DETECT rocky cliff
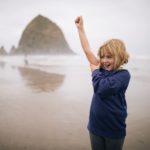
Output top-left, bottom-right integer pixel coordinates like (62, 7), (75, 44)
(12, 15), (74, 55)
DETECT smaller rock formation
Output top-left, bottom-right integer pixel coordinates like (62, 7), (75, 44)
(9, 45), (17, 54)
(0, 46), (7, 55)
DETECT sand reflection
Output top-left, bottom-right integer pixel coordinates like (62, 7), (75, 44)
(0, 61), (6, 68)
(18, 67), (65, 92)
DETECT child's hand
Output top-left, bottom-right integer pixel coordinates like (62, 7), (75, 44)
(90, 63), (100, 72)
(75, 16), (83, 29)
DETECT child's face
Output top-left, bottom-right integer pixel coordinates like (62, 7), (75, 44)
(100, 51), (115, 71)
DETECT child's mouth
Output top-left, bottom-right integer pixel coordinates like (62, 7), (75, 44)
(103, 64), (111, 70)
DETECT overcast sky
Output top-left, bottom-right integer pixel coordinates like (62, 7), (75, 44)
(0, 0), (150, 56)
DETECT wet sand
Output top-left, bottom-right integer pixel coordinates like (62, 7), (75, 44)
(0, 60), (150, 150)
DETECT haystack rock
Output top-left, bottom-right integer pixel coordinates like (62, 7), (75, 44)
(13, 15), (75, 55)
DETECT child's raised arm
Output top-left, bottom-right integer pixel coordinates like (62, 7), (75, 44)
(75, 16), (99, 65)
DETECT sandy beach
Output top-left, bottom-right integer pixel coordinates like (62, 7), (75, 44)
(0, 56), (150, 150)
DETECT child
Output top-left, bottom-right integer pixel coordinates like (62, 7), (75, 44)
(75, 16), (131, 150)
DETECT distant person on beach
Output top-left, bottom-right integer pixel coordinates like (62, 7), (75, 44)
(24, 54), (28, 65)
(75, 16), (131, 150)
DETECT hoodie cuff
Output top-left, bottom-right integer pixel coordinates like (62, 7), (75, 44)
(92, 69), (100, 77)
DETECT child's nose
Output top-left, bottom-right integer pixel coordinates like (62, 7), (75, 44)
(103, 57), (108, 63)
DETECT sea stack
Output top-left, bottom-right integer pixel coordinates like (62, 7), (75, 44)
(0, 46), (7, 55)
(12, 15), (75, 55)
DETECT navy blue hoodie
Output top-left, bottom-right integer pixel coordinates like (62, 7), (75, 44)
(88, 68), (131, 139)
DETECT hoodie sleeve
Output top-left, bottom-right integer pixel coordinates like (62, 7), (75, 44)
(92, 69), (130, 98)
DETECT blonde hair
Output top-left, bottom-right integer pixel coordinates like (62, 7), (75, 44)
(98, 39), (129, 69)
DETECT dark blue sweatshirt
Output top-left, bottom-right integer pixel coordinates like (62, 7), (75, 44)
(88, 68), (131, 139)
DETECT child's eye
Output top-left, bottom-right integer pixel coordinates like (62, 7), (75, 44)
(107, 55), (113, 58)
